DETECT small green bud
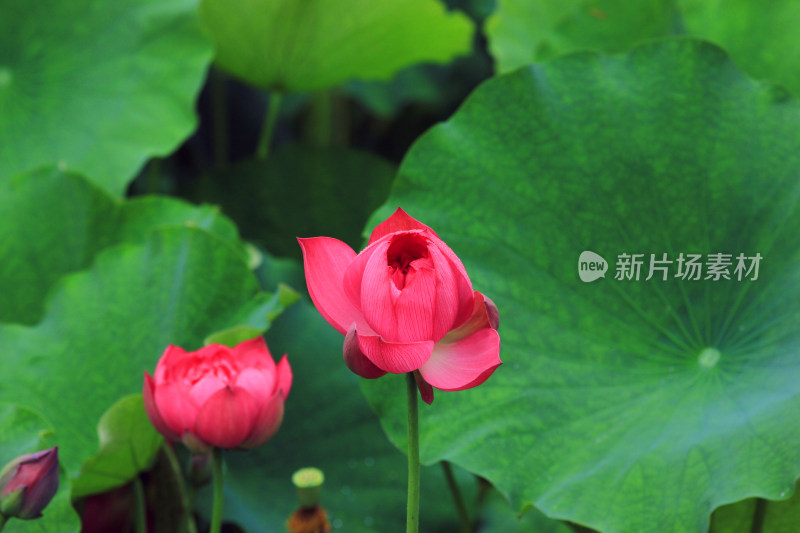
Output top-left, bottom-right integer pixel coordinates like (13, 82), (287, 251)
(292, 467), (324, 508)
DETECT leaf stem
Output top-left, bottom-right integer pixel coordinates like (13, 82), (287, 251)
(306, 90), (334, 147)
(750, 498), (767, 533)
(256, 92), (283, 159)
(145, 158), (161, 195)
(442, 461), (472, 533)
(211, 69), (228, 170)
(406, 372), (421, 533)
(132, 475), (147, 533)
(209, 447), (224, 533)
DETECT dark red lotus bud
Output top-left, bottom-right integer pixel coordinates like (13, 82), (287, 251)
(0, 447), (59, 520)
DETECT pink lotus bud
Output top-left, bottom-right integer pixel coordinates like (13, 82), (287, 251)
(0, 447), (59, 519)
(143, 337), (292, 453)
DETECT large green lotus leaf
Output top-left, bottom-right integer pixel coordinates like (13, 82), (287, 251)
(0, 227), (291, 475)
(0, 169), (244, 325)
(0, 404), (80, 533)
(486, 0), (678, 71)
(200, 294), (494, 532)
(187, 146), (395, 258)
(0, 0), (212, 195)
(198, 0), (474, 91)
(361, 39), (800, 533)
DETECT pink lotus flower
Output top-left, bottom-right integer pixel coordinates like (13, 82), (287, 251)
(143, 337), (291, 453)
(299, 208), (501, 404)
(0, 447), (59, 519)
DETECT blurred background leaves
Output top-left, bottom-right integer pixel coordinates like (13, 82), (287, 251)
(199, 0), (475, 91)
(0, 0), (212, 195)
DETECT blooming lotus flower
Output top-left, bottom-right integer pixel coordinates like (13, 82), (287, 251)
(143, 337), (291, 453)
(299, 208), (501, 404)
(0, 447), (59, 520)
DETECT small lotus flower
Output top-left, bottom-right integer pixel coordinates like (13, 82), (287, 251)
(143, 337), (292, 454)
(0, 447), (59, 520)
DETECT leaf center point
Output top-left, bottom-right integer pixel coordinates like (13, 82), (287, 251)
(698, 347), (721, 368)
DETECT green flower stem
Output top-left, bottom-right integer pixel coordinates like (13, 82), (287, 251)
(210, 447), (224, 533)
(132, 475), (147, 533)
(161, 443), (198, 533)
(406, 372), (420, 533)
(0, 513), (7, 531)
(256, 92), (283, 160)
(442, 461), (471, 533)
